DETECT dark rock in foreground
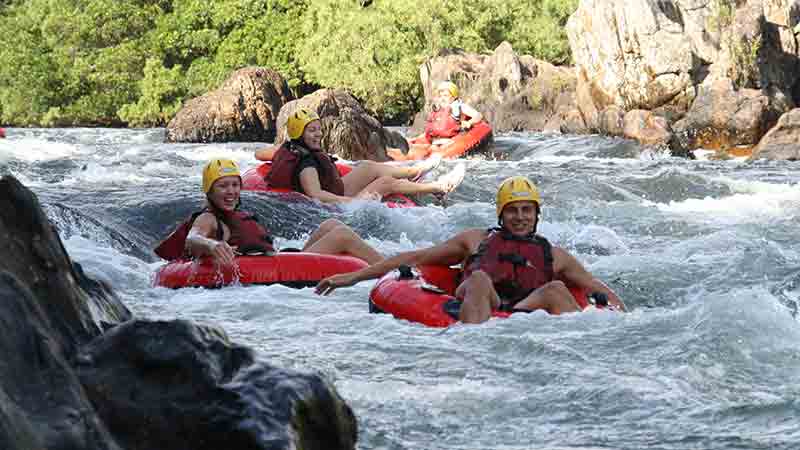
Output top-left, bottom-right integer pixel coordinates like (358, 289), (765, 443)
(77, 319), (357, 450)
(0, 174), (358, 450)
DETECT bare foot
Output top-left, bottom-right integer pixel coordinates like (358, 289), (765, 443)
(433, 163), (466, 195)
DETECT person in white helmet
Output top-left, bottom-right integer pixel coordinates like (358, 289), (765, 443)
(389, 80), (483, 161)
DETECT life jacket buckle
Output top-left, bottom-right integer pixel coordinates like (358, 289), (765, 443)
(498, 253), (527, 266)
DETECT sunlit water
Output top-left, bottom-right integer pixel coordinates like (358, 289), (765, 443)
(2, 128), (799, 450)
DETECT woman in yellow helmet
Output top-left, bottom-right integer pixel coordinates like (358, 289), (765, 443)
(257, 108), (461, 204)
(389, 81), (484, 161)
(155, 158), (384, 266)
(315, 176), (625, 323)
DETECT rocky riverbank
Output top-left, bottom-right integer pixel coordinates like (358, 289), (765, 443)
(165, 0), (800, 161)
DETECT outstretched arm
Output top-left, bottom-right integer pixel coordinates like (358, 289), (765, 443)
(315, 229), (482, 296)
(552, 247), (626, 310)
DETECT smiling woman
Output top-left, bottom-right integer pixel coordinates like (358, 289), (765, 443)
(262, 108), (459, 204)
(153, 158), (384, 270)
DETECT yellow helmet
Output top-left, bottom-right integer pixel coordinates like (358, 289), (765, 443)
(202, 158), (241, 193)
(496, 176), (541, 217)
(286, 108), (320, 140)
(437, 81), (459, 99)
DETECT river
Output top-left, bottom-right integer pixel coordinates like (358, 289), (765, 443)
(2, 128), (799, 450)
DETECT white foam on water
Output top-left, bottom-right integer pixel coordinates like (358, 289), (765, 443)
(63, 235), (153, 289)
(58, 161), (153, 185)
(173, 146), (262, 166)
(655, 182), (800, 223)
(0, 137), (83, 162)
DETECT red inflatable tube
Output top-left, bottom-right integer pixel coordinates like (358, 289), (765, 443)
(407, 121), (493, 160)
(369, 265), (594, 327)
(154, 252), (368, 289)
(241, 162), (418, 208)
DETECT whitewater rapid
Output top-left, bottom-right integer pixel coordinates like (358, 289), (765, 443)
(2, 128), (799, 450)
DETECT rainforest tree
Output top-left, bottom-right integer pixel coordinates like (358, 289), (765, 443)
(0, 0), (578, 126)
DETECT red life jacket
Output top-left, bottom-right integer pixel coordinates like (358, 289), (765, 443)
(266, 141), (345, 196)
(0, 128), (5, 138)
(462, 228), (554, 305)
(224, 210), (275, 254)
(424, 103), (463, 141)
(154, 209), (274, 260)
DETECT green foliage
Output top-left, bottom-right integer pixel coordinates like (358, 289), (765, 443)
(728, 36), (761, 89)
(0, 0), (578, 126)
(296, 0), (577, 121)
(118, 58), (186, 126)
(707, 0), (735, 34)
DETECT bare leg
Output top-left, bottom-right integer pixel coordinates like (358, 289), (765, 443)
(303, 220), (383, 264)
(513, 281), (582, 314)
(456, 271), (501, 324)
(342, 161), (432, 196)
(303, 218), (344, 249)
(389, 144), (433, 161)
(356, 176), (456, 197)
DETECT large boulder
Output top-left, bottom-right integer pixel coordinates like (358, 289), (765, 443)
(566, 0), (699, 114)
(275, 89), (407, 161)
(707, 0), (800, 91)
(566, 0), (800, 154)
(623, 109), (674, 147)
(77, 319), (358, 450)
(0, 174), (359, 450)
(672, 78), (793, 152)
(0, 176), (130, 351)
(411, 42), (578, 133)
(750, 107), (800, 160)
(0, 175), (130, 450)
(166, 67), (293, 143)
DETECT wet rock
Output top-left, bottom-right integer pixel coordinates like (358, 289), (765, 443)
(672, 78), (792, 152)
(623, 110), (673, 147)
(166, 67), (293, 143)
(750, 108), (800, 160)
(411, 42), (577, 133)
(77, 319), (358, 450)
(0, 175), (130, 449)
(0, 175), (359, 450)
(0, 176), (130, 349)
(598, 105), (625, 136)
(275, 88), (407, 161)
